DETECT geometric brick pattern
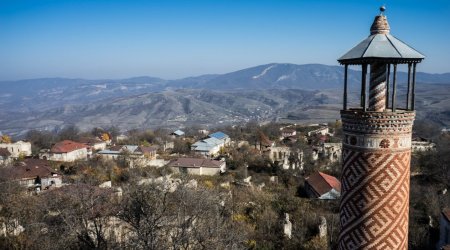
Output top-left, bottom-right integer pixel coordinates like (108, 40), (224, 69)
(338, 148), (410, 250)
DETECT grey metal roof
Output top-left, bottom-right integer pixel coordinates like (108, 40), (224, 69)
(172, 130), (185, 136)
(338, 33), (424, 64)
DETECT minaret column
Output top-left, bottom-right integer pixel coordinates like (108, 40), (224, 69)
(337, 6), (424, 249)
(369, 62), (387, 112)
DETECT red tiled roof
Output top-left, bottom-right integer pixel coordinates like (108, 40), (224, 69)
(306, 171), (341, 197)
(0, 159), (60, 180)
(51, 140), (87, 153)
(0, 148), (11, 157)
(168, 157), (223, 168)
(443, 208), (450, 222)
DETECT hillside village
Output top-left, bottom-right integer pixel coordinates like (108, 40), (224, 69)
(0, 120), (446, 249)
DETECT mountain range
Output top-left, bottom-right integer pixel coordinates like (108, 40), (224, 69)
(1, 63), (449, 136)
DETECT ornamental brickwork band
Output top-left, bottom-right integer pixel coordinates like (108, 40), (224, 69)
(337, 6), (424, 250)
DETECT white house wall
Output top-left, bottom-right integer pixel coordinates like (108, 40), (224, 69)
(0, 141), (32, 158)
(50, 148), (88, 162)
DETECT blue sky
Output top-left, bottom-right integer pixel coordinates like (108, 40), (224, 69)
(0, 0), (449, 80)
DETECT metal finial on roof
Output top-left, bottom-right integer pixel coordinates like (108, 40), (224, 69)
(380, 5), (386, 15)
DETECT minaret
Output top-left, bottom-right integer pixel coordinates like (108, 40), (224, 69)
(337, 7), (424, 250)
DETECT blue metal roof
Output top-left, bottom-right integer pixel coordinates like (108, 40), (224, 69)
(208, 132), (229, 140)
(192, 137), (223, 152)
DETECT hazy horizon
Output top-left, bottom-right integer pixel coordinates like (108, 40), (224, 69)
(1, 62), (450, 82)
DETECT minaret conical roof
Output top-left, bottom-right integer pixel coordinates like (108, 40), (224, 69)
(338, 7), (425, 64)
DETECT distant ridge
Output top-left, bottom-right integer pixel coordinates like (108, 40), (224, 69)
(1, 63), (449, 136)
(1, 63), (450, 91)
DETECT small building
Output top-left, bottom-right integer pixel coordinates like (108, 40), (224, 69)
(307, 127), (329, 137)
(170, 130), (185, 138)
(191, 137), (225, 157)
(269, 146), (303, 170)
(208, 132), (231, 145)
(98, 145), (153, 168)
(437, 208), (450, 250)
(0, 140), (32, 158)
(0, 159), (62, 192)
(167, 157), (226, 176)
(281, 128), (297, 138)
(412, 136), (436, 152)
(162, 141), (174, 151)
(115, 134), (129, 142)
(198, 129), (209, 135)
(138, 146), (158, 160)
(78, 137), (108, 151)
(42, 140), (88, 162)
(305, 171), (341, 199)
(320, 142), (342, 163)
(97, 145), (142, 160)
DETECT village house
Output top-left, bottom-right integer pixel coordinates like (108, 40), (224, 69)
(307, 126), (329, 137)
(167, 157), (226, 176)
(304, 171), (341, 199)
(41, 140), (88, 162)
(320, 142), (342, 163)
(115, 134), (129, 142)
(162, 140), (174, 151)
(254, 135), (275, 152)
(97, 145), (161, 167)
(198, 129), (209, 135)
(437, 208), (450, 250)
(78, 137), (108, 151)
(0, 159), (62, 192)
(281, 128), (297, 138)
(170, 129), (185, 138)
(191, 137), (223, 157)
(208, 131), (231, 145)
(97, 145), (143, 160)
(269, 146), (303, 170)
(0, 140), (32, 158)
(191, 134), (227, 157)
(139, 146), (159, 160)
(412, 136), (436, 152)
